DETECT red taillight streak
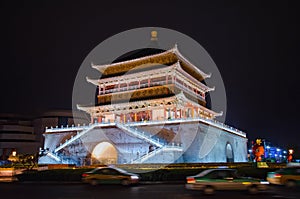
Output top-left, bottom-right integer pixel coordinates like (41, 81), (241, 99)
(187, 177), (196, 183)
(82, 173), (89, 177)
(274, 174), (282, 178)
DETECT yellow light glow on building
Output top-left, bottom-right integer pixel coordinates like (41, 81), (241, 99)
(92, 142), (117, 164)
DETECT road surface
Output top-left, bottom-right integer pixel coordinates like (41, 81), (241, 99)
(1, 183), (299, 199)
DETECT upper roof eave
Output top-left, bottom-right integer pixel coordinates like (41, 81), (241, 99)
(172, 44), (211, 79)
(91, 48), (173, 71)
(91, 45), (211, 80)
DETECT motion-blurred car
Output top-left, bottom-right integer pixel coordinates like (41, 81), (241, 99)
(267, 167), (300, 187)
(81, 166), (140, 186)
(185, 168), (269, 194)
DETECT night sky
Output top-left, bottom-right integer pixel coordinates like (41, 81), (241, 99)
(1, 1), (299, 150)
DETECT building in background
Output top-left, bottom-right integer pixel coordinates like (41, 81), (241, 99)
(0, 114), (36, 164)
(264, 140), (287, 163)
(0, 110), (88, 165)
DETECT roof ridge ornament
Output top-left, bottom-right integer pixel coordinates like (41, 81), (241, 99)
(175, 60), (180, 68)
(217, 111), (223, 117)
(176, 91), (185, 99)
(151, 30), (158, 41)
(171, 43), (178, 53)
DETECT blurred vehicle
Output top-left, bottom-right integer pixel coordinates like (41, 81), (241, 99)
(81, 166), (140, 186)
(185, 168), (269, 194)
(267, 167), (300, 187)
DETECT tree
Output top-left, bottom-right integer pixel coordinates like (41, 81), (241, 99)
(8, 153), (37, 170)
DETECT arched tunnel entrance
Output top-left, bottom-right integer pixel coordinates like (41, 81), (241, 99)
(225, 142), (234, 163)
(91, 142), (118, 165)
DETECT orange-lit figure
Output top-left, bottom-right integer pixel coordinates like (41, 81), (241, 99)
(252, 139), (264, 162)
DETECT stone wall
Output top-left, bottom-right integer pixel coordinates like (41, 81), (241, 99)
(40, 121), (247, 165)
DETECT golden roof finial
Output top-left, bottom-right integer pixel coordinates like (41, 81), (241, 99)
(151, 30), (158, 41)
(256, 139), (262, 145)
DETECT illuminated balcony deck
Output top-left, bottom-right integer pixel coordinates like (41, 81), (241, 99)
(46, 117), (246, 138)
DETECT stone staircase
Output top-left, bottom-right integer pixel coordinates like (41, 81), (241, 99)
(115, 122), (164, 148)
(43, 151), (78, 165)
(53, 123), (100, 153)
(115, 122), (183, 163)
(131, 145), (183, 163)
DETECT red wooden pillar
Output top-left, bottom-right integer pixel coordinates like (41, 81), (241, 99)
(166, 75), (168, 85)
(149, 110), (152, 121)
(134, 113), (137, 122)
(90, 115), (93, 123)
(191, 107), (194, 118)
(123, 114), (126, 123)
(174, 107), (177, 119)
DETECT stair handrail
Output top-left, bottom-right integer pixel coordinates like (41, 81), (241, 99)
(115, 122), (163, 148)
(54, 123), (100, 153)
(46, 151), (61, 162)
(131, 145), (183, 163)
